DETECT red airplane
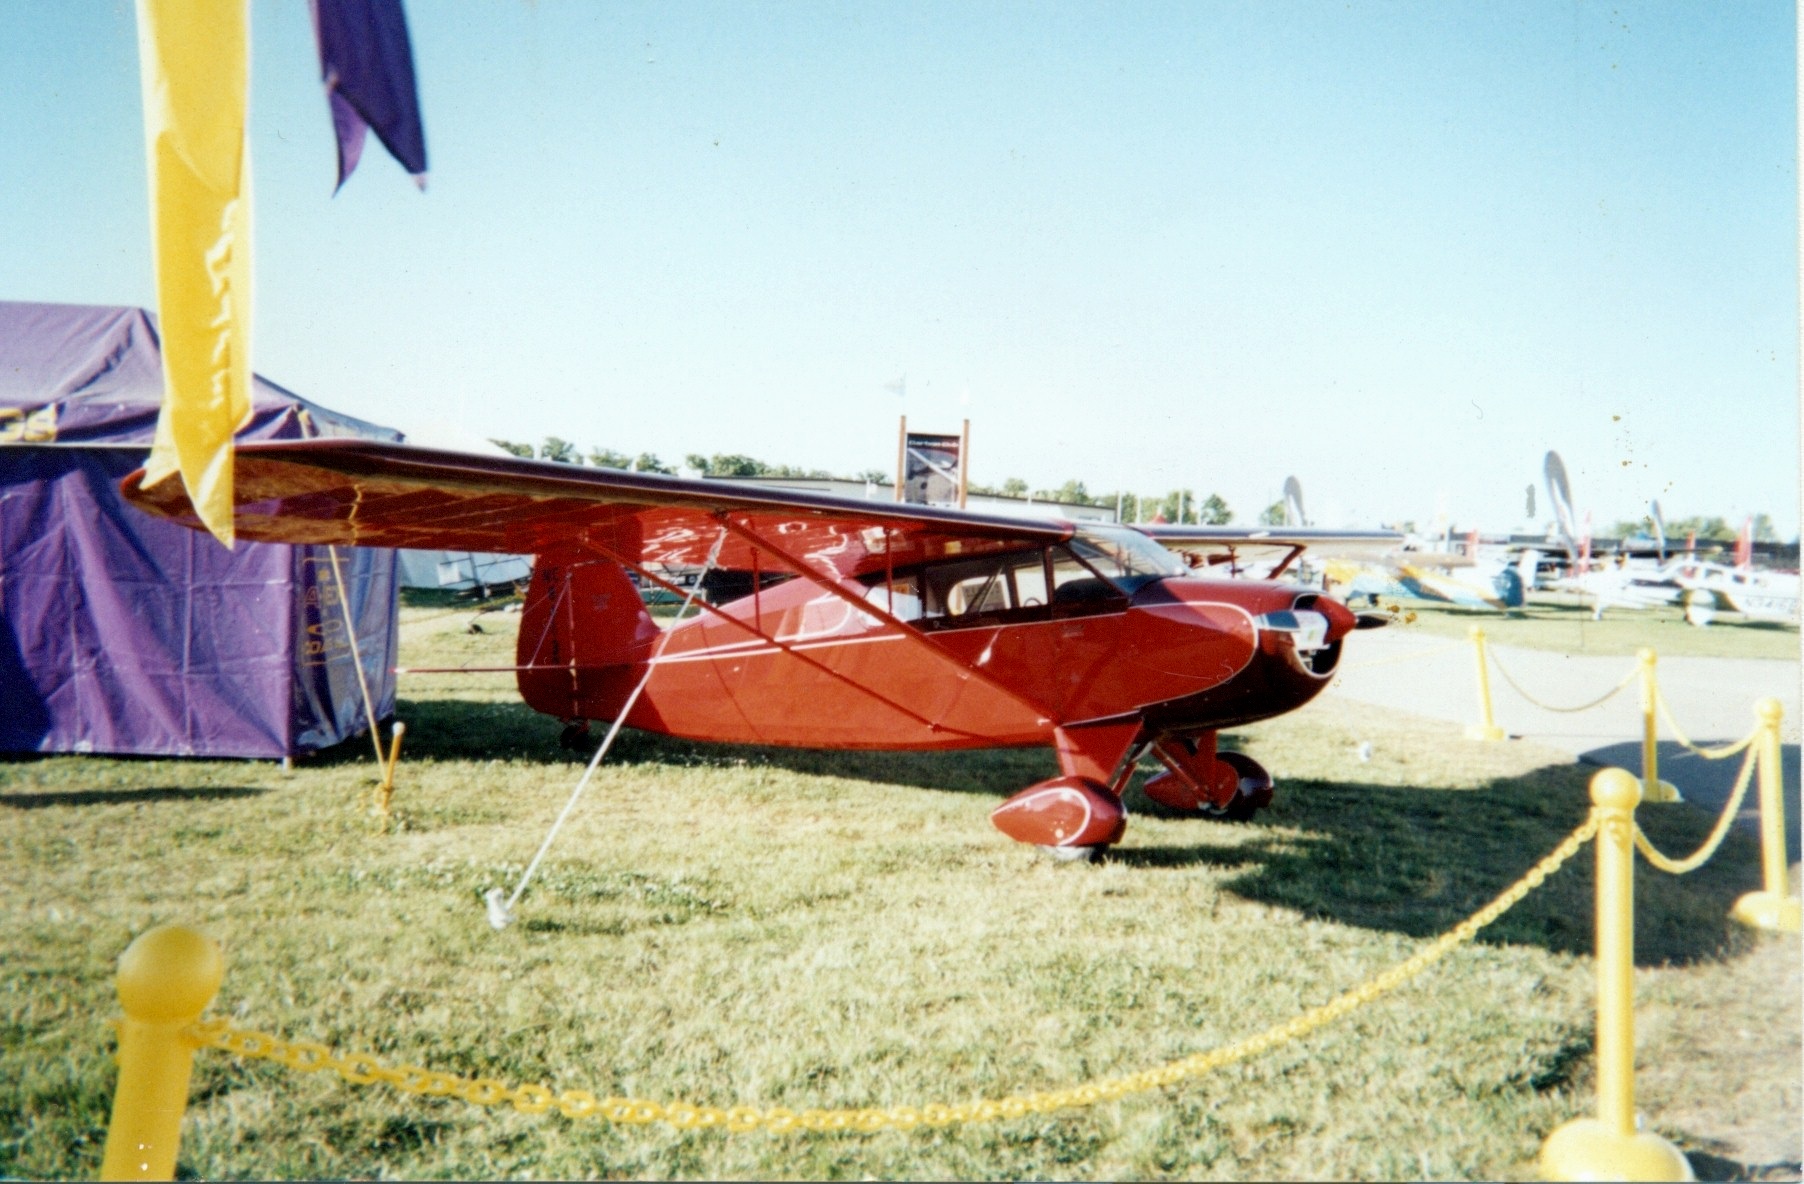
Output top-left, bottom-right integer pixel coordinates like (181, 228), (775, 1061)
(124, 441), (1391, 858)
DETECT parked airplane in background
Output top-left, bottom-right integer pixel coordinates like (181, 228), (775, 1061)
(1540, 452), (1797, 627)
(1148, 476), (1528, 612)
(125, 441), (1393, 858)
(1672, 520), (1801, 627)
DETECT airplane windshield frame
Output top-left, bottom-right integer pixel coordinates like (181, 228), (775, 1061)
(1071, 525), (1188, 593)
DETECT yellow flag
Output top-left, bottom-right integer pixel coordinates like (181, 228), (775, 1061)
(135, 0), (252, 547)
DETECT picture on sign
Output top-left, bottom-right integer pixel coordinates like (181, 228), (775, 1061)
(902, 432), (962, 506)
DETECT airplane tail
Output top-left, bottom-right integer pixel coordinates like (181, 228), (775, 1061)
(1516, 548), (1541, 592)
(1650, 500), (1667, 562)
(1735, 518), (1753, 569)
(1492, 565), (1527, 608)
(1282, 476), (1306, 528)
(1544, 451), (1580, 562)
(517, 547), (662, 723)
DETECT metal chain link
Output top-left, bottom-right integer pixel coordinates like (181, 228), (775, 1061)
(1633, 742), (1761, 875)
(1487, 650), (1638, 714)
(1652, 682), (1759, 761)
(185, 814), (1599, 1135)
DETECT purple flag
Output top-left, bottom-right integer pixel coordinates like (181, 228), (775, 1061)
(309, 0), (428, 190)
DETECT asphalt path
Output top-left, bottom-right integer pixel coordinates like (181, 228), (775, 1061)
(1328, 628), (1802, 859)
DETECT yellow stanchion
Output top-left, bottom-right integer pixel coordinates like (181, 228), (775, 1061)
(1730, 699), (1801, 933)
(1539, 769), (1693, 1182)
(1464, 625), (1505, 741)
(373, 721), (406, 826)
(1637, 650), (1682, 804)
(99, 926), (223, 1182)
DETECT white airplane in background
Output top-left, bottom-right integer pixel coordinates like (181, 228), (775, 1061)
(1542, 452), (1797, 627)
(1671, 521), (1801, 627)
(1541, 452), (1686, 619)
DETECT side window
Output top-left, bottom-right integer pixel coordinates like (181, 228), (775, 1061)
(1010, 552), (1049, 608)
(941, 564), (1008, 616)
(877, 548), (1095, 629)
(864, 572), (923, 621)
(1049, 546), (1122, 609)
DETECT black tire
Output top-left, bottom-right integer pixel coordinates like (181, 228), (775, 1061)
(1202, 751), (1274, 822)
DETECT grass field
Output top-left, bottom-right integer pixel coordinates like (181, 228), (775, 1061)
(1374, 596), (1800, 661)
(3, 599), (1799, 1180)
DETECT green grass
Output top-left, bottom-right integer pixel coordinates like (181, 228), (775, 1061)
(2, 606), (1797, 1180)
(1374, 597), (1800, 660)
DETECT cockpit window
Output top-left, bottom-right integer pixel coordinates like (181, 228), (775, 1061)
(1070, 525), (1187, 593)
(859, 539), (1157, 631)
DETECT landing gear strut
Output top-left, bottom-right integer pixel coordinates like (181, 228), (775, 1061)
(1141, 733), (1274, 822)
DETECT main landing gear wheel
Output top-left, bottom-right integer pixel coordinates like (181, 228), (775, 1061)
(1201, 751), (1273, 822)
(1143, 747), (1274, 822)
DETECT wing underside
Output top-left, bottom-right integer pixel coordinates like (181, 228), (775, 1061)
(121, 439), (1072, 576)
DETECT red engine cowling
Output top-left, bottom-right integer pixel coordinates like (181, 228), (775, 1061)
(990, 777), (1127, 850)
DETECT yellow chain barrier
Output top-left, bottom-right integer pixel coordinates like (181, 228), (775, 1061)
(1632, 739), (1760, 876)
(1651, 681), (1758, 760)
(1487, 650), (1639, 714)
(184, 815), (1599, 1136)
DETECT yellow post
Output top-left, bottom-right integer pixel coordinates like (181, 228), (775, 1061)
(375, 721), (407, 823)
(1730, 698), (1801, 933)
(1464, 625), (1505, 741)
(1540, 769), (1692, 1182)
(1637, 650), (1681, 804)
(100, 925), (224, 1181)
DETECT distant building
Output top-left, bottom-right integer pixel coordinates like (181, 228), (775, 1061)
(698, 475), (1120, 524)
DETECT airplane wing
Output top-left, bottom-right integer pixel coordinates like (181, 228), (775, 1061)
(1137, 524), (1402, 578)
(1138, 525), (1402, 552)
(121, 439), (1073, 576)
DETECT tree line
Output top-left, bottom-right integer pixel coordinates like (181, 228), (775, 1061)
(1606, 512), (1780, 544)
(491, 437), (1774, 535)
(494, 436), (1262, 524)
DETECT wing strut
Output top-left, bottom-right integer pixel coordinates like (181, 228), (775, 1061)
(716, 513), (1059, 726)
(486, 529), (728, 931)
(582, 529), (1007, 743)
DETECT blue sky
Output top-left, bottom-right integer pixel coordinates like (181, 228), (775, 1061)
(3, 1), (1797, 535)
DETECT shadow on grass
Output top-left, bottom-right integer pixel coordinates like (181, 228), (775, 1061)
(342, 698), (1766, 967)
(304, 696), (1066, 794)
(1118, 766), (1769, 968)
(1583, 740), (1801, 862)
(0, 785), (268, 809)
(1684, 1150), (1804, 1183)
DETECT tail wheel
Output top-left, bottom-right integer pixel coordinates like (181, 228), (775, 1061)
(558, 720), (592, 751)
(1202, 751), (1274, 822)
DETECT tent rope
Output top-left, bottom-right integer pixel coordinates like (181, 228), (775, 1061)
(326, 544), (388, 772)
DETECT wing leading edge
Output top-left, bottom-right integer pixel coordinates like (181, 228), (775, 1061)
(121, 439), (1073, 575)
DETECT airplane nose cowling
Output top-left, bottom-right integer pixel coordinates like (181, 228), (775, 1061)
(1312, 594), (1359, 643)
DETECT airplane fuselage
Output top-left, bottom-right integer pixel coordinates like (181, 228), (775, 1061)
(515, 546), (1351, 783)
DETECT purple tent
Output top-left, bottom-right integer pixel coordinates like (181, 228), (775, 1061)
(0, 301), (400, 759)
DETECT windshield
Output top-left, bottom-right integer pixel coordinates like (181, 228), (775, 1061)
(1071, 525), (1188, 590)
